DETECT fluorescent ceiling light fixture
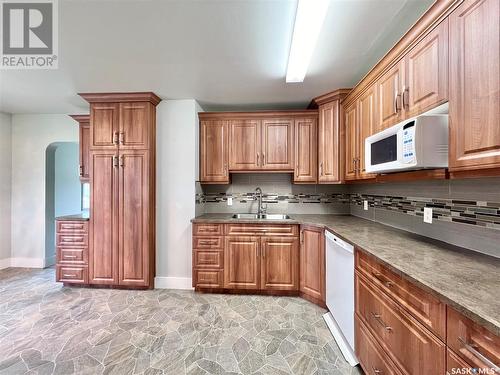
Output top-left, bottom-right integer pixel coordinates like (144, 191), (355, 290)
(286, 0), (330, 83)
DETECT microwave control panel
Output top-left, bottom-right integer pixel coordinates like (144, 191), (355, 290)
(402, 123), (416, 164)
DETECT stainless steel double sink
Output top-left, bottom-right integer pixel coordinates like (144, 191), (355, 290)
(231, 213), (291, 220)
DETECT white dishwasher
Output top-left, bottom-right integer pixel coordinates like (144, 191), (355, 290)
(323, 230), (358, 366)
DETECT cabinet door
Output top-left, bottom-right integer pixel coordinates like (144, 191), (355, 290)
(344, 104), (358, 181)
(377, 60), (405, 131)
(118, 150), (151, 287)
(119, 102), (151, 150)
(79, 122), (90, 182)
(449, 0), (500, 172)
(261, 119), (294, 170)
(318, 101), (342, 183)
(200, 120), (229, 183)
(405, 19), (448, 117)
(357, 87), (377, 179)
(90, 103), (119, 149)
(299, 227), (325, 303)
(294, 117), (317, 183)
(89, 151), (119, 285)
(261, 237), (299, 291)
(224, 236), (260, 289)
(229, 120), (261, 170)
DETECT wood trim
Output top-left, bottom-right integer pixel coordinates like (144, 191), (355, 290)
(199, 110), (318, 120)
(341, 0), (463, 108)
(309, 88), (351, 107)
(449, 168), (500, 179)
(376, 168), (449, 183)
(69, 114), (90, 123)
(79, 92), (162, 106)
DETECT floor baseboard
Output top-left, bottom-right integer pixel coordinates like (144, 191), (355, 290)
(154, 276), (193, 290)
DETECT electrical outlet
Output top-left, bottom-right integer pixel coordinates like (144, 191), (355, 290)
(363, 200), (369, 211)
(423, 207), (433, 223)
(227, 197), (233, 206)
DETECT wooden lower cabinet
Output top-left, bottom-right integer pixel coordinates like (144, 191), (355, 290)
(355, 271), (446, 374)
(299, 226), (325, 304)
(261, 237), (299, 291)
(224, 236), (260, 289)
(355, 317), (402, 375)
(56, 219), (89, 285)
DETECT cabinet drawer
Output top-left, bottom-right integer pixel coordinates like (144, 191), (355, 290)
(355, 272), (445, 375)
(447, 349), (473, 375)
(225, 224), (298, 237)
(447, 307), (500, 371)
(57, 247), (87, 264)
(356, 250), (446, 339)
(355, 316), (402, 375)
(56, 234), (88, 247)
(194, 269), (223, 288)
(56, 221), (88, 234)
(56, 265), (88, 284)
(193, 224), (223, 236)
(194, 251), (223, 269)
(193, 237), (223, 249)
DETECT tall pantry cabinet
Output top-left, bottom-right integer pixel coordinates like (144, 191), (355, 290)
(80, 92), (161, 288)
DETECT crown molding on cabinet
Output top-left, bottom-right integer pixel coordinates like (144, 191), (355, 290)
(79, 92), (162, 106)
(199, 110), (318, 120)
(69, 114), (90, 122)
(309, 88), (351, 108)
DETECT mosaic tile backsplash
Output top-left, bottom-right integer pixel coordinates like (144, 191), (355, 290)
(196, 192), (500, 230)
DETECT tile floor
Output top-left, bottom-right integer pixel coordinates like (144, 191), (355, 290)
(0, 268), (363, 375)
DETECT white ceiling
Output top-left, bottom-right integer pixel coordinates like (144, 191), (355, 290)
(0, 0), (433, 114)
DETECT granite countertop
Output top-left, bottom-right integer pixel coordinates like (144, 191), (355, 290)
(192, 213), (500, 336)
(55, 212), (90, 221)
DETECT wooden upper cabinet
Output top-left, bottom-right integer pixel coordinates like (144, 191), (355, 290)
(90, 103), (119, 149)
(224, 236), (260, 289)
(200, 120), (229, 183)
(377, 60), (405, 131)
(405, 19), (448, 117)
(294, 117), (317, 183)
(357, 87), (377, 179)
(118, 102), (152, 150)
(118, 150), (151, 287)
(79, 122), (90, 181)
(89, 151), (119, 285)
(344, 103), (358, 181)
(229, 120), (261, 170)
(449, 0), (500, 172)
(318, 100), (342, 183)
(261, 119), (294, 170)
(299, 226), (325, 304)
(261, 237), (299, 291)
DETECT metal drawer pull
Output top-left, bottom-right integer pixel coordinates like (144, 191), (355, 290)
(458, 337), (500, 371)
(62, 238), (81, 242)
(371, 312), (393, 332)
(64, 255), (77, 259)
(372, 367), (383, 374)
(199, 240), (216, 245)
(199, 228), (217, 232)
(63, 274), (77, 278)
(372, 272), (394, 288)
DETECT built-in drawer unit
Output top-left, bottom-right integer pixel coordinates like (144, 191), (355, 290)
(194, 269), (224, 288)
(225, 223), (298, 237)
(193, 223), (223, 236)
(56, 219), (89, 284)
(194, 251), (224, 269)
(355, 271), (446, 375)
(56, 220), (88, 234)
(355, 317), (402, 375)
(447, 307), (500, 371)
(57, 247), (87, 265)
(356, 250), (446, 339)
(56, 233), (88, 248)
(193, 237), (223, 249)
(56, 265), (88, 284)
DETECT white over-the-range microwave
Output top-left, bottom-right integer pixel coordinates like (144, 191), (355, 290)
(365, 108), (449, 174)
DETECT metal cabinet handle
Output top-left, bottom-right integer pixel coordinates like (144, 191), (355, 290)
(262, 153), (265, 165)
(119, 156), (124, 167)
(63, 274), (77, 278)
(372, 368), (383, 374)
(371, 312), (393, 332)
(119, 132), (125, 145)
(402, 85), (409, 110)
(113, 155), (119, 168)
(458, 337), (500, 371)
(79, 165), (83, 177)
(372, 272), (394, 288)
(394, 91), (399, 113)
(257, 153), (260, 166)
(113, 131), (119, 145)
(64, 255), (77, 259)
(320, 162), (323, 176)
